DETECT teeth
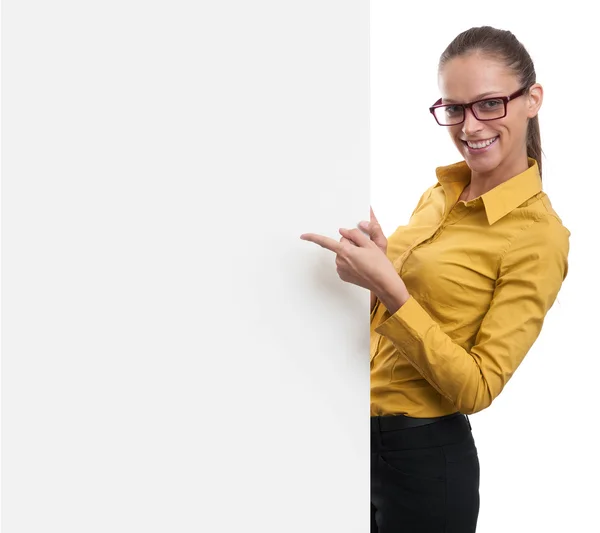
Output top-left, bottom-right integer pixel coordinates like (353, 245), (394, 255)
(466, 137), (498, 149)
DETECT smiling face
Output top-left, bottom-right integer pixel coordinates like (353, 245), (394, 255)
(438, 51), (542, 180)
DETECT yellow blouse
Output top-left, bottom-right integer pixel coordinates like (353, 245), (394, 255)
(370, 158), (570, 417)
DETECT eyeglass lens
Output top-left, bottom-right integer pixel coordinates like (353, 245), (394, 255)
(434, 98), (506, 125)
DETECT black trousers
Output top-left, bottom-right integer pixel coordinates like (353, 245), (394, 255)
(371, 413), (480, 532)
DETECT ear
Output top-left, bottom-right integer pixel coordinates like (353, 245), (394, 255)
(527, 83), (543, 118)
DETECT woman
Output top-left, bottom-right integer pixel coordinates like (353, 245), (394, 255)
(300, 26), (570, 533)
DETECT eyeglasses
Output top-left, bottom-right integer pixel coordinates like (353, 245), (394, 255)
(429, 87), (529, 126)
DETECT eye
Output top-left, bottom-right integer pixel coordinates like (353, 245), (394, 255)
(477, 98), (503, 110)
(444, 105), (462, 116)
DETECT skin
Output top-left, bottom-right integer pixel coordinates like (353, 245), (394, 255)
(442, 51), (543, 201)
(300, 52), (543, 315)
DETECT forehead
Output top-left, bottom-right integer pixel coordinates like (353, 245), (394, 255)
(438, 52), (519, 101)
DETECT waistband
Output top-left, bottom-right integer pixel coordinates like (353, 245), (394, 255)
(371, 412), (466, 432)
(371, 412), (474, 452)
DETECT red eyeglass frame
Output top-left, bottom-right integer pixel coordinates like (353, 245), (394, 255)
(429, 86), (529, 126)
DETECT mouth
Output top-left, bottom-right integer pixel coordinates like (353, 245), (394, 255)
(461, 136), (499, 152)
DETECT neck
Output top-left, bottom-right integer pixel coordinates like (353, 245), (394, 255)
(466, 152), (529, 200)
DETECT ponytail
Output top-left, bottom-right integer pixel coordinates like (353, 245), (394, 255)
(526, 114), (542, 180)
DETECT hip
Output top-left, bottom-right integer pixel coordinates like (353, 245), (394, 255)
(371, 413), (480, 532)
(371, 412), (476, 452)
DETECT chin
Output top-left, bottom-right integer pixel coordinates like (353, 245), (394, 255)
(464, 156), (502, 175)
(455, 139), (503, 175)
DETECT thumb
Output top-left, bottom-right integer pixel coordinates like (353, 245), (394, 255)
(360, 208), (384, 239)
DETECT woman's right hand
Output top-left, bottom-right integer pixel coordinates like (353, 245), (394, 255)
(359, 207), (388, 255)
(360, 207), (388, 313)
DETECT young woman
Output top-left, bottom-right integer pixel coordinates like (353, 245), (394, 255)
(300, 26), (569, 533)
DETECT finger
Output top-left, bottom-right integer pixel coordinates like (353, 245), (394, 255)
(339, 232), (360, 247)
(370, 208), (383, 233)
(365, 207), (385, 240)
(359, 208), (381, 237)
(339, 227), (370, 247)
(300, 233), (343, 253)
(338, 237), (352, 261)
(358, 221), (381, 241)
(370, 206), (379, 224)
(358, 220), (370, 233)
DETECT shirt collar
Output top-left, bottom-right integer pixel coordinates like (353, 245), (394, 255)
(434, 157), (543, 225)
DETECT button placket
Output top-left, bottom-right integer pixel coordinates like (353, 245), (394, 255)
(394, 223), (442, 273)
(394, 200), (473, 274)
(395, 189), (458, 266)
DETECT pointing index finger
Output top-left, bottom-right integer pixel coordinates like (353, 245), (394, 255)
(300, 233), (342, 253)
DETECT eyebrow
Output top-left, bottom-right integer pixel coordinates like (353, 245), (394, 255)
(443, 91), (504, 103)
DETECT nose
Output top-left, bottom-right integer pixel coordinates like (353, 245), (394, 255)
(462, 108), (483, 136)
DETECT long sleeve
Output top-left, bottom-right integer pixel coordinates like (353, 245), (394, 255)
(374, 215), (570, 415)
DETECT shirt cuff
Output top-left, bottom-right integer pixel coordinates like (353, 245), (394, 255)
(374, 295), (435, 348)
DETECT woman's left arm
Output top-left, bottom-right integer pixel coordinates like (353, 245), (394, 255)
(375, 216), (570, 415)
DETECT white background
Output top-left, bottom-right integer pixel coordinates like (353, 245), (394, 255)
(2, 2), (369, 532)
(2, 1), (598, 532)
(372, 2), (599, 531)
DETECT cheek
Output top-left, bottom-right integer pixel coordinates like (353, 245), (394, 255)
(448, 126), (462, 142)
(502, 116), (528, 143)
(503, 105), (530, 137)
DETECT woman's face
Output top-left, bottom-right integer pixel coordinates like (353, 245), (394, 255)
(438, 52), (542, 178)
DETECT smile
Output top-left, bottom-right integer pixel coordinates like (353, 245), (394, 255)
(462, 137), (499, 149)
